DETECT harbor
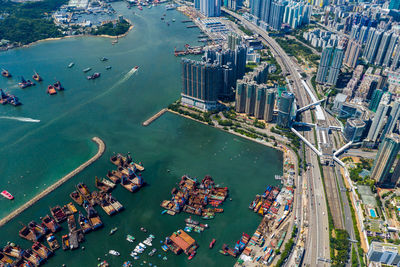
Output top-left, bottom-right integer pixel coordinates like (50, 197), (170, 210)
(0, 3), (284, 266)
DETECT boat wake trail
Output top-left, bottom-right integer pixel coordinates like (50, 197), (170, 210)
(0, 116), (41, 123)
(118, 67), (138, 85)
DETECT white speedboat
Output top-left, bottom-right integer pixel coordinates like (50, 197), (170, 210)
(109, 250), (120, 256)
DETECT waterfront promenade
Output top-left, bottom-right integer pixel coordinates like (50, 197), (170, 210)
(0, 137), (105, 227)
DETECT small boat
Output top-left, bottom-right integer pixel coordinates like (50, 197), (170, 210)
(161, 210), (167, 215)
(209, 239), (216, 249)
(140, 227), (147, 233)
(134, 66), (139, 71)
(70, 190), (84, 206)
(188, 250), (196, 260)
(83, 67), (92, 73)
(161, 245), (169, 252)
(109, 227), (118, 235)
(1, 69), (12, 78)
(148, 248), (157, 256)
(53, 81), (64, 91)
(1, 190), (14, 200)
(126, 234), (135, 242)
(185, 217), (199, 225)
(87, 72), (101, 80)
(100, 57), (108, 61)
(68, 62), (75, 68)
(41, 214), (61, 233)
(32, 72), (42, 82)
(78, 211), (92, 233)
(138, 6), (143, 10)
(61, 235), (69, 250)
(46, 233), (60, 250)
(106, 66), (112, 70)
(172, 19), (176, 22)
(109, 250), (120, 256)
(47, 85), (57, 95)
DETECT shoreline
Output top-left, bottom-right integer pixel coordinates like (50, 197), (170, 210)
(12, 19), (134, 51)
(0, 137), (106, 228)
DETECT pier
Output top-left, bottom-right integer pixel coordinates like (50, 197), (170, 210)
(142, 108), (167, 126)
(0, 137), (106, 227)
(181, 20), (192, 23)
(186, 25), (198, 28)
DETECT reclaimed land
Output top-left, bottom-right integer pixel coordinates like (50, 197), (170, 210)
(0, 137), (105, 227)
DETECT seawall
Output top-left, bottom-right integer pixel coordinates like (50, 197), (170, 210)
(0, 137), (106, 227)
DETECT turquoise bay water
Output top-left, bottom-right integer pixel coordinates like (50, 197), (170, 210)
(0, 3), (282, 266)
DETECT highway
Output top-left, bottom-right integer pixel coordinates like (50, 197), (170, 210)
(221, 8), (331, 266)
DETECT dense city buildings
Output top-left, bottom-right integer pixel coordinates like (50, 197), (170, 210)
(316, 46), (344, 86)
(370, 134), (400, 184)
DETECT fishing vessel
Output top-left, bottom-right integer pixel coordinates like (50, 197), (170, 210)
(46, 234), (60, 250)
(99, 195), (116, 216)
(32, 242), (53, 259)
(50, 205), (67, 223)
(61, 235), (69, 250)
(87, 72), (101, 80)
(109, 250), (120, 256)
(41, 215), (61, 233)
(32, 72), (42, 82)
(77, 183), (92, 202)
(95, 177), (112, 192)
(2, 244), (24, 258)
(107, 170), (121, 183)
(18, 77), (35, 88)
(70, 190), (84, 206)
(1, 69), (11, 78)
(78, 211), (92, 233)
(83, 67), (92, 73)
(68, 62), (75, 68)
(83, 201), (103, 230)
(53, 81), (64, 91)
(1, 190), (13, 200)
(22, 249), (43, 266)
(47, 85), (57, 95)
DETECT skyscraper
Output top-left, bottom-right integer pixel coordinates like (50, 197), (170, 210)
(260, 0), (273, 24)
(269, 1), (287, 31)
(316, 46), (344, 86)
(250, 0), (262, 18)
(383, 99), (400, 137)
(195, 0), (200, 9)
(370, 134), (400, 184)
(235, 80), (247, 113)
(282, 1), (311, 29)
(364, 29), (383, 64)
(245, 83), (257, 115)
(343, 39), (361, 68)
(383, 34), (398, 67)
(200, 0), (221, 17)
(264, 89), (276, 122)
(359, 26), (370, 44)
(369, 89), (384, 112)
(277, 91), (295, 128)
(254, 86), (267, 119)
(375, 32), (393, 66)
(366, 92), (391, 143)
(181, 59), (222, 111)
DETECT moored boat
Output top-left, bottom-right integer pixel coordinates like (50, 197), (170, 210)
(41, 214), (61, 233)
(126, 234), (135, 242)
(0, 252), (14, 266)
(50, 205), (67, 223)
(47, 85), (57, 95)
(95, 177), (112, 192)
(83, 201), (103, 230)
(67, 214), (77, 232)
(32, 242), (53, 259)
(2, 244), (24, 258)
(46, 234), (60, 250)
(188, 250), (196, 260)
(101, 178), (116, 189)
(67, 202), (78, 213)
(1, 190), (14, 200)
(78, 211), (92, 234)
(22, 249), (43, 266)
(61, 235), (69, 250)
(107, 170), (121, 183)
(108, 194), (124, 212)
(76, 183), (92, 201)
(70, 190), (84, 206)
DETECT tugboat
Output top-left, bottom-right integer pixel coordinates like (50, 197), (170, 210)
(32, 72), (42, 82)
(53, 81), (64, 91)
(1, 190), (14, 200)
(47, 85), (57, 95)
(1, 69), (11, 78)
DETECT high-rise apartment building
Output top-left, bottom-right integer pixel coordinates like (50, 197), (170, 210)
(316, 46), (344, 86)
(200, 0), (221, 17)
(389, 0), (400, 10)
(370, 134), (400, 184)
(369, 89), (384, 112)
(277, 91), (295, 128)
(181, 59), (222, 111)
(366, 93), (391, 143)
(269, 1), (287, 30)
(343, 39), (361, 69)
(364, 29), (383, 64)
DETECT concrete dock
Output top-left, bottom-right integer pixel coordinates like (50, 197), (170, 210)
(142, 108), (167, 126)
(0, 137), (106, 227)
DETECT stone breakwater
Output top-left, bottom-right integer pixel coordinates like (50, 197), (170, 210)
(0, 137), (106, 227)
